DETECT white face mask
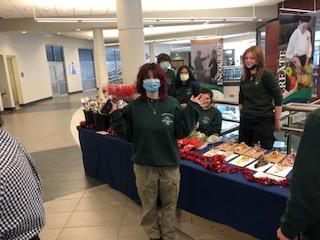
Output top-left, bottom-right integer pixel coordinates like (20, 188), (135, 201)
(180, 73), (189, 81)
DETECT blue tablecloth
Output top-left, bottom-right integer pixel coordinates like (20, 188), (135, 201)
(77, 126), (290, 240)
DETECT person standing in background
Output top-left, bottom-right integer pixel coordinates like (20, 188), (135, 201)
(157, 53), (176, 96)
(109, 63), (203, 240)
(0, 114), (45, 240)
(194, 50), (209, 81)
(238, 46), (282, 149)
(172, 65), (200, 108)
(277, 108), (320, 240)
(286, 15), (312, 73)
(209, 49), (218, 82)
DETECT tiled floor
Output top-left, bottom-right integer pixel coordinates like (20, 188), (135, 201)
(1, 93), (254, 240)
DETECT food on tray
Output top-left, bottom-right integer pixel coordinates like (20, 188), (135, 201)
(264, 150), (286, 163)
(244, 145), (266, 158)
(232, 142), (251, 154)
(254, 158), (269, 168)
(216, 140), (238, 151)
(279, 154), (296, 167)
(236, 155), (251, 164)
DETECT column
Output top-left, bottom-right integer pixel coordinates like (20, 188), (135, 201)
(116, 0), (145, 84)
(149, 42), (155, 63)
(93, 29), (108, 99)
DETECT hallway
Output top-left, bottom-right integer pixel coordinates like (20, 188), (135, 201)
(1, 93), (245, 240)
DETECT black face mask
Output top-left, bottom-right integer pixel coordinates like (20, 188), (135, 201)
(247, 64), (257, 71)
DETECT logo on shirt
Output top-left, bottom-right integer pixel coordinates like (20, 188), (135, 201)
(161, 113), (174, 126)
(201, 116), (211, 125)
(186, 88), (193, 96)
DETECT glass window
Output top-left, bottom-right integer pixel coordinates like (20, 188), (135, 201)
(46, 46), (54, 61)
(79, 49), (93, 61)
(54, 46), (63, 62)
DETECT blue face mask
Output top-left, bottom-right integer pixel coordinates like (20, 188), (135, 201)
(160, 61), (170, 71)
(143, 79), (161, 92)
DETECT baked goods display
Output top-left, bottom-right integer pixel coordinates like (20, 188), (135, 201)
(229, 155), (256, 167)
(216, 141), (238, 151)
(201, 140), (293, 178)
(263, 150), (286, 163)
(244, 145), (266, 158)
(232, 142), (251, 155)
(265, 154), (295, 177)
(203, 148), (223, 157)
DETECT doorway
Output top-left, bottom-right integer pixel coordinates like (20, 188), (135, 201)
(46, 45), (68, 97)
(78, 49), (96, 91)
(6, 56), (21, 106)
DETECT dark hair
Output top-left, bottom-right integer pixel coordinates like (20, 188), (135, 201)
(157, 53), (171, 64)
(198, 88), (213, 101)
(299, 15), (311, 23)
(241, 46), (265, 82)
(136, 63), (168, 100)
(175, 65), (196, 88)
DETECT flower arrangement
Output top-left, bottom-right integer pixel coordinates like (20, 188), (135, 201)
(102, 84), (136, 102)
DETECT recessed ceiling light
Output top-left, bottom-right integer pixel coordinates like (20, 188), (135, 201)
(76, 29), (81, 31)
(258, 18), (263, 22)
(44, 8), (49, 12)
(57, 32), (61, 35)
(21, 31), (27, 34)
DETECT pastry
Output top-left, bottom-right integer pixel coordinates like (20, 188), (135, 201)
(244, 145), (266, 158)
(233, 142), (251, 154)
(264, 150), (286, 163)
(216, 140), (237, 151)
(236, 155), (250, 164)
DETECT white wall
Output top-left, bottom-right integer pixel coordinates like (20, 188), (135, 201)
(0, 33), (93, 106)
(0, 33), (52, 105)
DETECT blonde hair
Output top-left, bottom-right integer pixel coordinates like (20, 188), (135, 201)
(241, 46), (265, 82)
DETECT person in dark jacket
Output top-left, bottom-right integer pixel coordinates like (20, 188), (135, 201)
(238, 46), (282, 149)
(277, 108), (320, 240)
(172, 65), (200, 108)
(157, 53), (176, 96)
(109, 63), (203, 240)
(195, 88), (222, 136)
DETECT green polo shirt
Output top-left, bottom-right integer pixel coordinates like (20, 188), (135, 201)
(239, 69), (282, 119)
(110, 96), (201, 167)
(198, 106), (222, 136)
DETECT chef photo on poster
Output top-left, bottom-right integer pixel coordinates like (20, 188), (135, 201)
(278, 14), (315, 103)
(191, 38), (223, 85)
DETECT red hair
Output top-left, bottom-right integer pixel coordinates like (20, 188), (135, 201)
(136, 63), (168, 100)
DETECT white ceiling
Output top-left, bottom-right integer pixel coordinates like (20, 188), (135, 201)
(0, 0), (282, 18)
(0, 0), (283, 44)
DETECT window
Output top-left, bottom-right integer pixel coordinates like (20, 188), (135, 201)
(45, 45), (64, 62)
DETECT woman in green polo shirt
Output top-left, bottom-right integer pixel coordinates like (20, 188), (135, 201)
(238, 46), (282, 149)
(109, 63), (203, 240)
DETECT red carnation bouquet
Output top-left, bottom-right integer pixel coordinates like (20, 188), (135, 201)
(102, 84), (136, 102)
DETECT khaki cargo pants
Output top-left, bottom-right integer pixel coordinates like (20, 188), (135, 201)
(134, 164), (180, 240)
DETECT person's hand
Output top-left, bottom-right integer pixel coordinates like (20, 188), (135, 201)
(190, 94), (203, 106)
(194, 122), (199, 130)
(274, 119), (281, 131)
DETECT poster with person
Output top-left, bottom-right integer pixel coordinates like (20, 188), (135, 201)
(191, 38), (223, 86)
(278, 14), (315, 103)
